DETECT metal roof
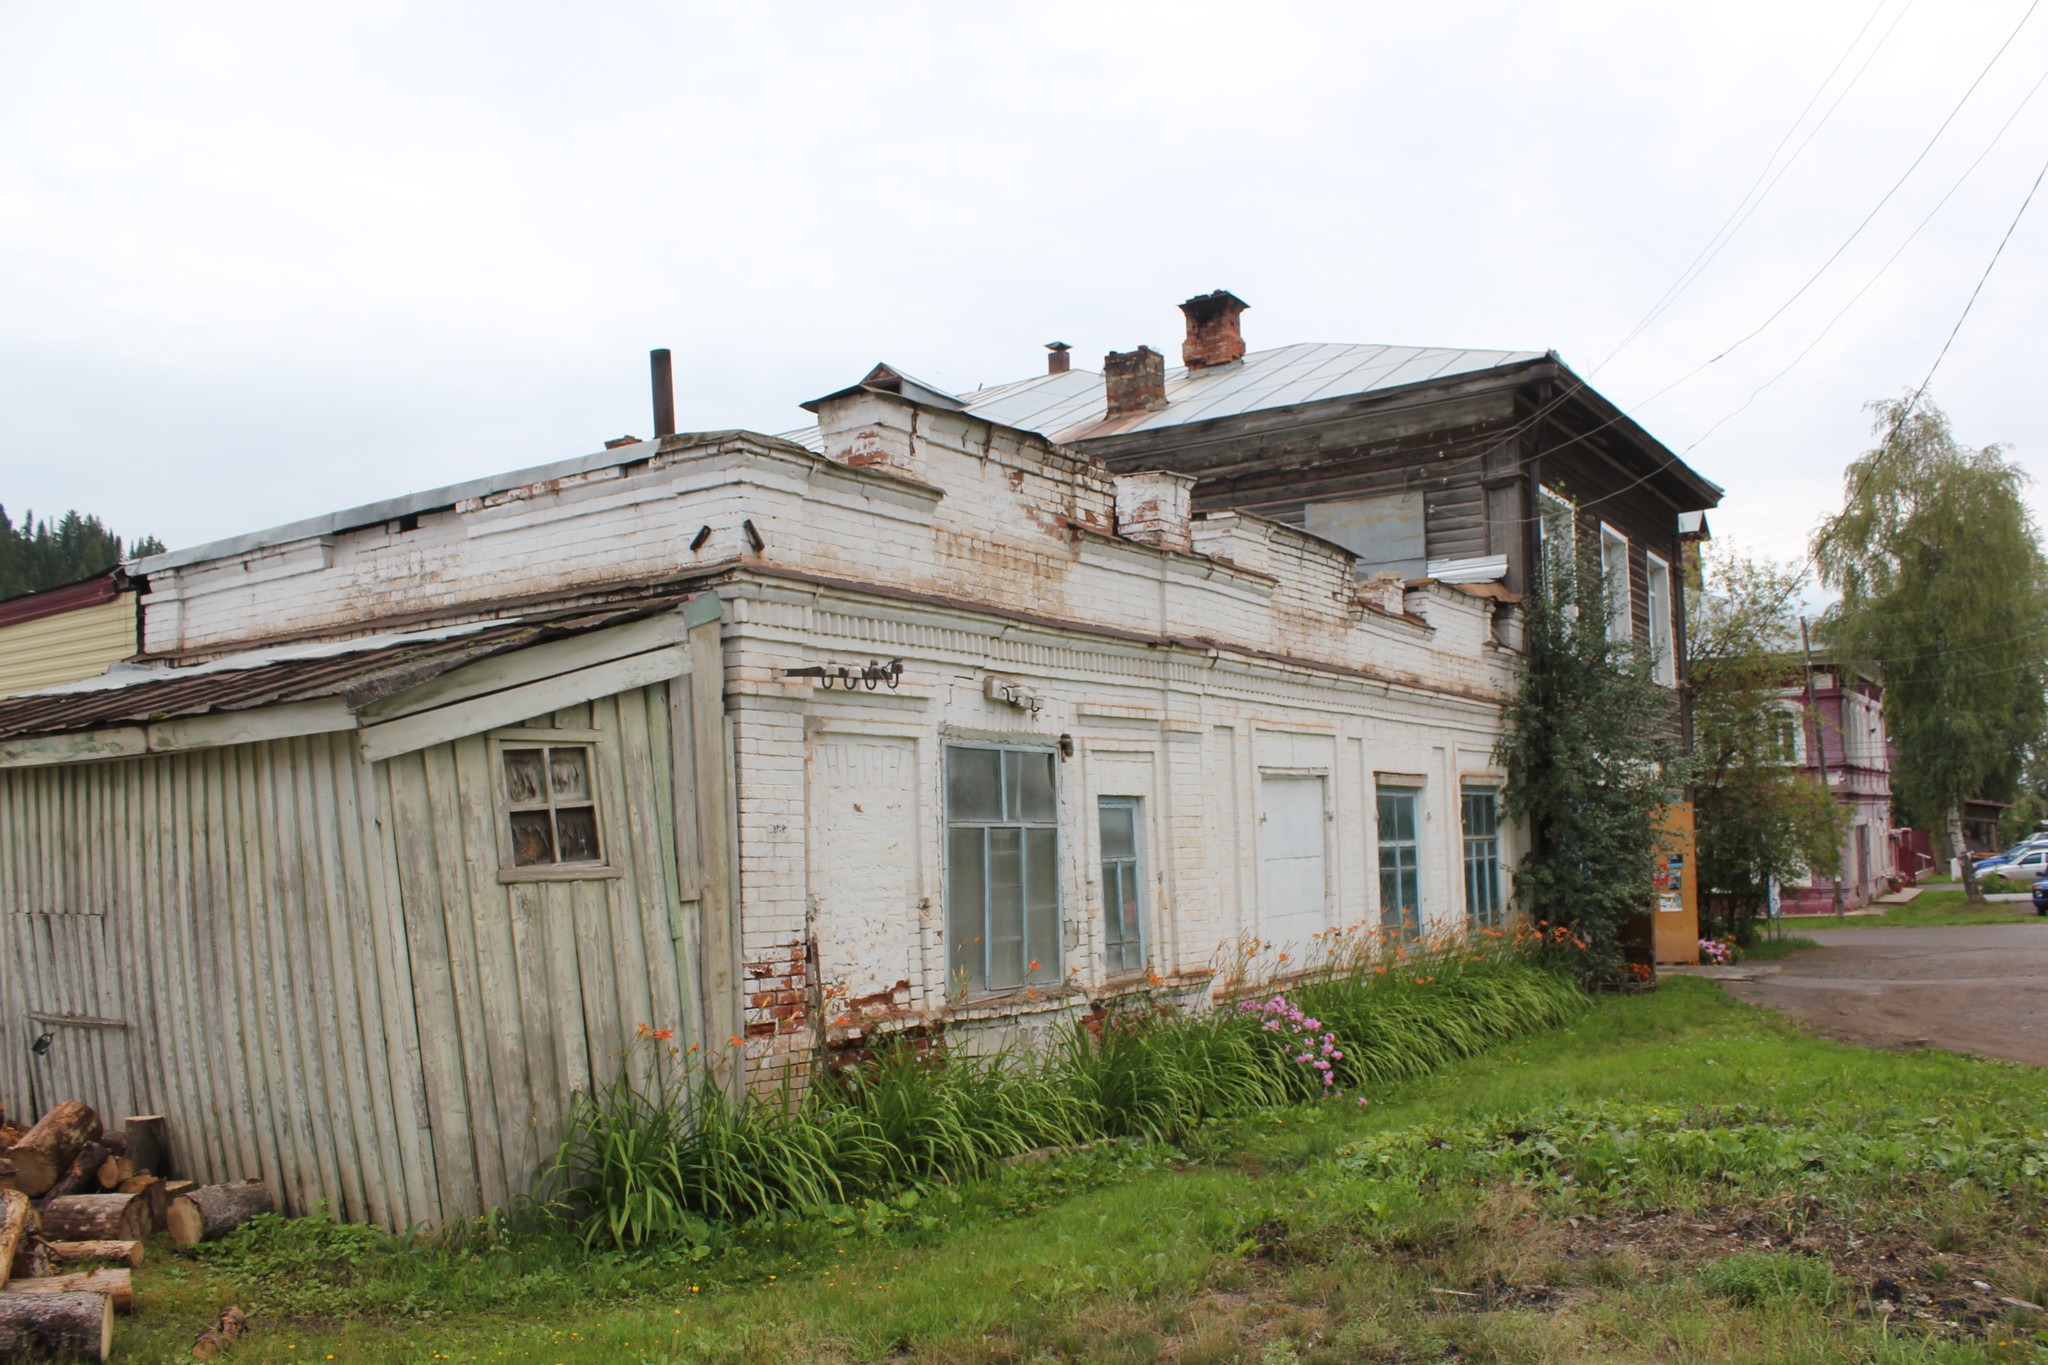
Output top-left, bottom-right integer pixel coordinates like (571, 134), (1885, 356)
(779, 342), (1549, 450)
(0, 597), (694, 742)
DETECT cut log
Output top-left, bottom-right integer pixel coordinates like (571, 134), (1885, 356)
(0, 1289), (112, 1360)
(162, 1180), (194, 1199)
(42, 1142), (110, 1204)
(94, 1154), (135, 1191)
(184, 1182), (274, 1242)
(0, 1156), (16, 1190)
(39, 1195), (148, 1243)
(3, 1102), (101, 1198)
(12, 1236), (55, 1281)
(122, 1117), (165, 1179)
(5, 1268), (131, 1313)
(190, 1305), (248, 1360)
(45, 1242), (142, 1270)
(165, 1197), (202, 1248)
(115, 1177), (167, 1232)
(0, 1188), (34, 1289)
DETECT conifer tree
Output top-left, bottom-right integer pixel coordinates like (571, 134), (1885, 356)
(0, 506), (163, 602)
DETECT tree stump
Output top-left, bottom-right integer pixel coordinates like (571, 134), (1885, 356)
(185, 1182), (274, 1242)
(4, 1268), (131, 1313)
(39, 1195), (148, 1243)
(45, 1242), (142, 1270)
(3, 1103), (102, 1198)
(0, 1289), (113, 1360)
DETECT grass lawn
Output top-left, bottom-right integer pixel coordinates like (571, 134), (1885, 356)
(110, 979), (2048, 1364)
(1784, 888), (2043, 930)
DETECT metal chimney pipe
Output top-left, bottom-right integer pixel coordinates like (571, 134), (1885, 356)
(650, 349), (676, 438)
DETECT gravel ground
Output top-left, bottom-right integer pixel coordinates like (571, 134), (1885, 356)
(1718, 923), (2048, 1067)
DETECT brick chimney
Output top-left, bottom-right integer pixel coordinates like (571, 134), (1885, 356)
(1046, 341), (1072, 374)
(1104, 346), (1167, 418)
(1179, 290), (1248, 369)
(1113, 471), (1196, 552)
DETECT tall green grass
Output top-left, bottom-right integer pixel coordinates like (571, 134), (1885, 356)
(554, 946), (1585, 1249)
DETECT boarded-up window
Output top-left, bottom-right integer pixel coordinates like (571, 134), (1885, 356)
(1304, 491), (1425, 578)
(1259, 774), (1328, 950)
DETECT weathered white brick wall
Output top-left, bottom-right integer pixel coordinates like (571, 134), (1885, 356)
(134, 385), (1527, 1083)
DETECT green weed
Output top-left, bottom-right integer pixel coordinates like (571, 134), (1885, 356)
(1696, 1250), (1839, 1305)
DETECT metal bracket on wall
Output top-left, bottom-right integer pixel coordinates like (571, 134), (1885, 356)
(783, 658), (904, 690)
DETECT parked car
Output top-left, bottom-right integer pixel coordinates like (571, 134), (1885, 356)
(2033, 878), (2048, 915)
(1974, 841), (2048, 875)
(1978, 846), (2048, 878)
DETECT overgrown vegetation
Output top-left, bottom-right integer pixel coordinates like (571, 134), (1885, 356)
(113, 978), (2048, 1363)
(553, 943), (1584, 1250)
(0, 504), (161, 600)
(1498, 529), (1684, 966)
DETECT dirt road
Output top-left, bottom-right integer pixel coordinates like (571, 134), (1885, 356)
(1718, 923), (2048, 1067)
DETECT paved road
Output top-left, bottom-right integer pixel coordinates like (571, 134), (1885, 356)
(1718, 923), (2048, 1067)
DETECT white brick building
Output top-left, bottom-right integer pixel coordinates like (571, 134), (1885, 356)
(0, 353), (1527, 1221)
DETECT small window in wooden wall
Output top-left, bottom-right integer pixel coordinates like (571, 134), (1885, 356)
(493, 735), (616, 879)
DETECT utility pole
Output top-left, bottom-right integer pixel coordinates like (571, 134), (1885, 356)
(1801, 618), (1846, 919)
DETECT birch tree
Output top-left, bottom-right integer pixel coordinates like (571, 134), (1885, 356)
(1811, 398), (2048, 902)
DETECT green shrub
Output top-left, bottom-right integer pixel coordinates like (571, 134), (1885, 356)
(1697, 1250), (1838, 1305)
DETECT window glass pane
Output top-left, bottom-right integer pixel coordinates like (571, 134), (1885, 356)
(548, 747), (591, 801)
(509, 809), (556, 866)
(1098, 802), (1136, 859)
(503, 749), (547, 804)
(1025, 826), (1060, 978)
(947, 748), (1003, 822)
(987, 827), (1026, 988)
(1378, 789), (1421, 938)
(947, 826), (987, 992)
(1017, 752), (1057, 822)
(555, 806), (601, 862)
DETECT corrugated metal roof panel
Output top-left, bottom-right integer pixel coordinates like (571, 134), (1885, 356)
(779, 342), (1548, 450)
(0, 597), (695, 741)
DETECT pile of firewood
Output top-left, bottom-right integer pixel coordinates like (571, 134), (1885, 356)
(1, 1100), (273, 1361)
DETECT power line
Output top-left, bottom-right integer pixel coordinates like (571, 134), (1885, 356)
(1594, 0), (1911, 373)
(1908, 145), (2048, 404)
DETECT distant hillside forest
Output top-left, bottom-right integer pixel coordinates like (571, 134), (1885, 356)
(0, 506), (163, 602)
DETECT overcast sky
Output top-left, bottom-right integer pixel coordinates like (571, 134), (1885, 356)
(4, 0), (2046, 575)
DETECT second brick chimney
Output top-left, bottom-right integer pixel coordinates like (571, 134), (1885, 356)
(1179, 290), (1248, 369)
(1104, 346), (1168, 418)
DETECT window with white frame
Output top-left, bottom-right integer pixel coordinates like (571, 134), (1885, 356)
(1644, 551), (1675, 685)
(1599, 524), (1632, 643)
(1536, 487), (1574, 563)
(498, 742), (606, 871)
(1376, 786), (1422, 939)
(1097, 797), (1145, 975)
(1773, 702), (1808, 765)
(1462, 788), (1504, 928)
(946, 745), (1060, 994)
